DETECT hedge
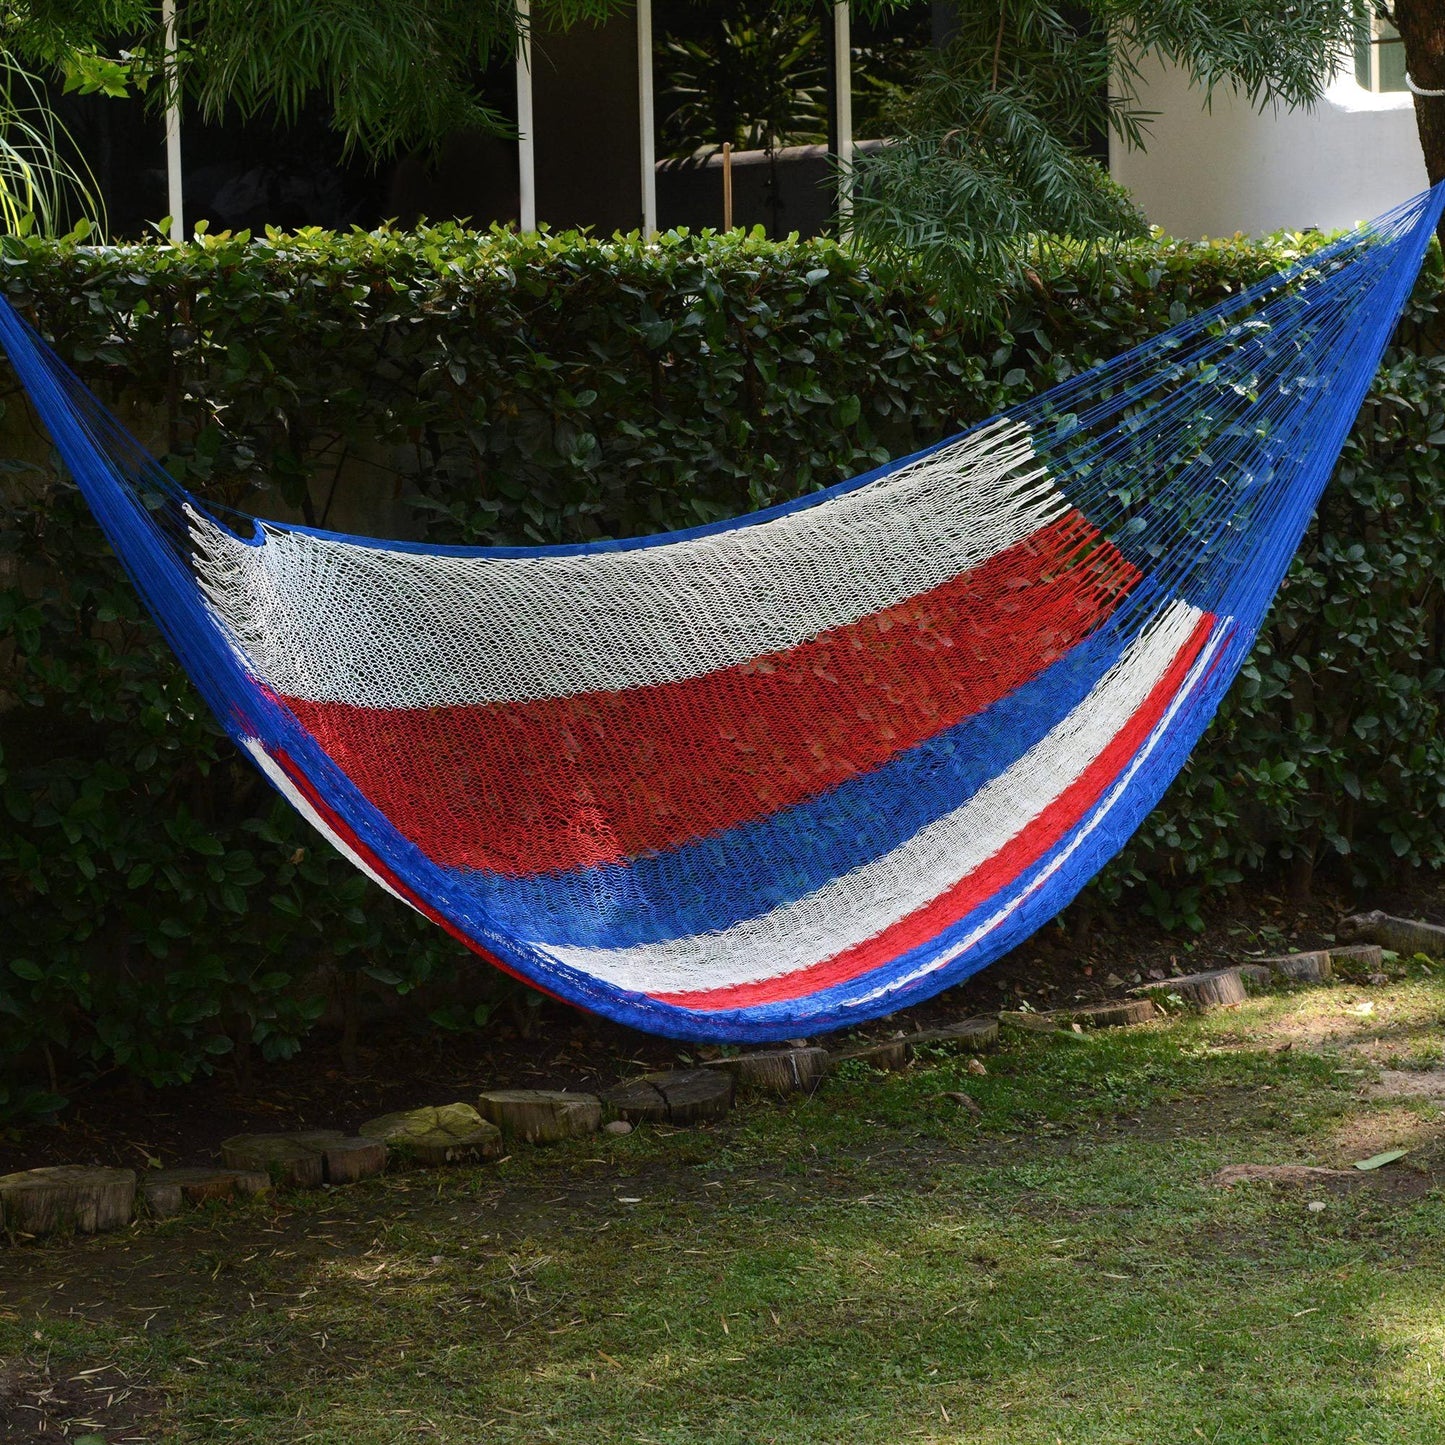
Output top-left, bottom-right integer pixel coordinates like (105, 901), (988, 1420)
(1, 223), (1443, 1120)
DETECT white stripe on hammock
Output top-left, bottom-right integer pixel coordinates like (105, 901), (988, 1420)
(843, 620), (1226, 1011)
(187, 420), (1065, 707)
(242, 738), (414, 908)
(534, 601), (1206, 996)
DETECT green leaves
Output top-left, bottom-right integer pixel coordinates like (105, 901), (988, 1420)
(846, 0), (1361, 318)
(0, 220), (1441, 1119)
(8, 0), (633, 160)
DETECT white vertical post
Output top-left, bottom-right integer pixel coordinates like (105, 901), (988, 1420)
(516, 0), (537, 231)
(637, 0), (657, 236)
(833, 1), (853, 234)
(162, 0), (183, 242)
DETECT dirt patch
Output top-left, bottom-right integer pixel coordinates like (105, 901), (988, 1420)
(1368, 1069), (1445, 1099)
(1210, 1158), (1435, 1201)
(1324, 1103), (1444, 1162)
(1212, 1163), (1359, 1188)
(0, 1355), (166, 1443)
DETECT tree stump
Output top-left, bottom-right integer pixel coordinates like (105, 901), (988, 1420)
(1235, 963), (1275, 991)
(1329, 943), (1384, 972)
(996, 1011), (1062, 1034)
(0, 1166), (135, 1236)
(476, 1090), (601, 1143)
(903, 1016), (1002, 1050)
(316, 1137), (389, 1184)
(1138, 967), (1246, 1010)
(829, 1039), (912, 1072)
(1263, 950), (1333, 984)
(602, 1077), (670, 1124)
(221, 1131), (337, 1188)
(142, 1166), (271, 1219)
(1048, 998), (1157, 1029)
(1344, 911), (1445, 960)
(601, 1068), (734, 1125)
(359, 1104), (503, 1165)
(218, 1130), (382, 1187)
(707, 1047), (830, 1096)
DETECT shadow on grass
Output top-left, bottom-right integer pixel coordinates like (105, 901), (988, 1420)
(2, 976), (1445, 1443)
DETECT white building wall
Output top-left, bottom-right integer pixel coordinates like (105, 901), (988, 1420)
(1110, 50), (1428, 238)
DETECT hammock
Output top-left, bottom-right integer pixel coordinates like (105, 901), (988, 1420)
(3, 185), (1442, 1042)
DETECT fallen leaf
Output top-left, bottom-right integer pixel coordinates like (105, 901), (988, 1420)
(1354, 1149), (1408, 1171)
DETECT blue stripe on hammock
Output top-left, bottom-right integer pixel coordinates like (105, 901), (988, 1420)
(440, 607), (1145, 949)
(714, 620), (1246, 1029)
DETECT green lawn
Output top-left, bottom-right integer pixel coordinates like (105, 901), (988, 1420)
(5, 973), (1445, 1443)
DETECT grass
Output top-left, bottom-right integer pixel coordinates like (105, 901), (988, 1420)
(4, 969), (1445, 1443)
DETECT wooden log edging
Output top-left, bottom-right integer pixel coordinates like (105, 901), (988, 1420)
(1344, 911), (1445, 961)
(0, 1166), (136, 1236)
(476, 1089), (602, 1143)
(1261, 950), (1333, 984)
(1329, 943), (1384, 972)
(3, 983), (1249, 1243)
(1235, 963), (1274, 991)
(903, 1016), (1001, 1051)
(829, 1038), (912, 1071)
(219, 1131), (387, 1187)
(706, 1047), (831, 1096)
(142, 1166), (271, 1218)
(602, 1068), (735, 1125)
(359, 1104), (503, 1165)
(1136, 967), (1246, 1011)
(1047, 998), (1158, 1029)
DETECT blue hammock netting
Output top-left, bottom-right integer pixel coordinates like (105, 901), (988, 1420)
(2, 183), (1442, 1042)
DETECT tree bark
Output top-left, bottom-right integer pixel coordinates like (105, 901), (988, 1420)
(476, 1089), (602, 1142)
(1262, 949), (1334, 983)
(1137, 967), (1247, 1010)
(706, 1047), (831, 1096)
(0, 1167), (136, 1236)
(1394, 1), (1445, 235)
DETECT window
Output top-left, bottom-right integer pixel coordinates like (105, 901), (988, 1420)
(1355, 15), (1408, 94)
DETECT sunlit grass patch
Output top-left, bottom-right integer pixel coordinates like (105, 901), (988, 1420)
(4, 974), (1445, 1442)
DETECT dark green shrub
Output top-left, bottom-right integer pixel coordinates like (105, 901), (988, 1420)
(0, 223), (1440, 1114)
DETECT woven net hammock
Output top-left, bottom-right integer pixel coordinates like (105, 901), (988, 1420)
(3, 185), (1443, 1041)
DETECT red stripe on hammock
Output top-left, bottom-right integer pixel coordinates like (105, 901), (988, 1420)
(654, 612), (1216, 1010)
(267, 746), (553, 996)
(281, 512), (1138, 875)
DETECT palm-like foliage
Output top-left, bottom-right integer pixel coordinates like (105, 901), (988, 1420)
(0, 48), (103, 236)
(849, 0), (1367, 317)
(662, 6), (827, 158)
(4, 0), (633, 159)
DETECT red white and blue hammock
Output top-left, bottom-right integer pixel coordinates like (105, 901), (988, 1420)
(3, 184), (1442, 1041)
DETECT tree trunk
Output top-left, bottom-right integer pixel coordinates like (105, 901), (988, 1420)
(1286, 846), (1315, 903)
(1395, 1), (1445, 234)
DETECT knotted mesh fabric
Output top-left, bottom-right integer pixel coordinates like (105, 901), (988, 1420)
(2, 183), (1441, 1040)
